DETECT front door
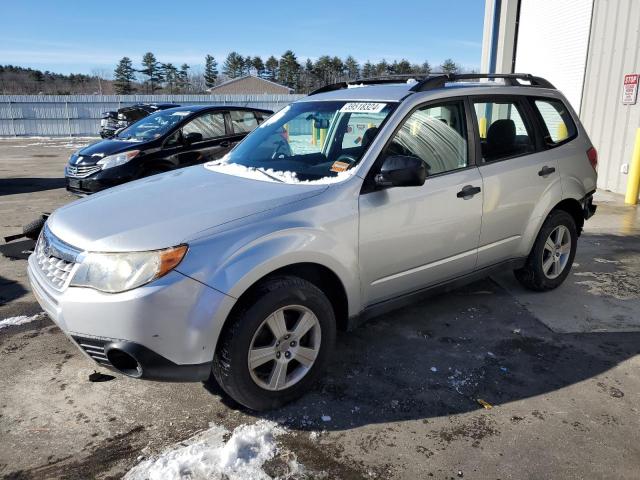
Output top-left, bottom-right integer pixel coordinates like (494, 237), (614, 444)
(359, 99), (483, 306)
(165, 111), (233, 166)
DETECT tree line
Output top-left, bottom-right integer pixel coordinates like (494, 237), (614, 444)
(113, 51), (467, 95)
(0, 52), (469, 95)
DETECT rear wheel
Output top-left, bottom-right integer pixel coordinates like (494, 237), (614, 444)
(211, 276), (336, 411)
(514, 210), (577, 291)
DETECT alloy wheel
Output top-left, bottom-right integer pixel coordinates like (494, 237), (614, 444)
(247, 305), (321, 391)
(542, 225), (572, 279)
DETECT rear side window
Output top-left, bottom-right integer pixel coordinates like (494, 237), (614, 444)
(532, 98), (577, 146)
(474, 100), (535, 162)
(231, 110), (258, 133)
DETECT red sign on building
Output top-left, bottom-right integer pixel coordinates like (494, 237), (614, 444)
(622, 74), (639, 105)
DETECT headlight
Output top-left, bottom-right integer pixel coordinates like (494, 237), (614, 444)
(70, 245), (187, 293)
(97, 150), (140, 170)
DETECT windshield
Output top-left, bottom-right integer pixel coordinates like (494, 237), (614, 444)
(205, 101), (396, 183)
(116, 110), (193, 141)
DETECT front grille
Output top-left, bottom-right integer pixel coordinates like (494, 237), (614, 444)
(66, 164), (101, 178)
(34, 227), (80, 291)
(71, 335), (112, 366)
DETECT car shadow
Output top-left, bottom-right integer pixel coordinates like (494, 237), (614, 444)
(0, 177), (66, 196)
(219, 273), (639, 430)
(0, 274), (29, 305)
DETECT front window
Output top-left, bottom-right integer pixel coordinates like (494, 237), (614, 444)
(206, 101), (396, 183)
(116, 110), (194, 142)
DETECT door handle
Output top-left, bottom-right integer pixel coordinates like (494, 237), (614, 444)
(538, 166), (556, 177)
(457, 185), (481, 198)
(220, 140), (231, 148)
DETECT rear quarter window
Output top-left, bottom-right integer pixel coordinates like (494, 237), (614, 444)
(531, 98), (577, 146)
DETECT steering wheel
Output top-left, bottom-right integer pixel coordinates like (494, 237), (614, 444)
(271, 140), (292, 159)
(334, 154), (358, 165)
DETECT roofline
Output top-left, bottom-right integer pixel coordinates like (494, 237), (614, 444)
(207, 74), (293, 92)
(308, 73), (555, 96)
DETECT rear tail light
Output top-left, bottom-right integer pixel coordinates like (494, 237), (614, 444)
(587, 147), (598, 171)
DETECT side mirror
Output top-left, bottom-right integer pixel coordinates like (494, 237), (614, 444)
(183, 131), (203, 145)
(375, 155), (426, 188)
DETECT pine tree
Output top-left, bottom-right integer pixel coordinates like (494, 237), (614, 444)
(395, 59), (412, 75)
(204, 55), (219, 88)
(440, 58), (459, 74)
(178, 63), (190, 92)
(113, 57), (136, 94)
(278, 50), (300, 89)
(251, 56), (265, 77)
(140, 52), (162, 93)
(361, 60), (375, 78)
(265, 56), (279, 81)
(344, 56), (360, 80)
(422, 61), (432, 75)
(376, 59), (389, 77)
(162, 63), (179, 93)
(223, 52), (245, 78)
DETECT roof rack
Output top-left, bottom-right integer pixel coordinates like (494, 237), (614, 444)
(308, 73), (555, 96)
(409, 73), (555, 91)
(308, 75), (429, 96)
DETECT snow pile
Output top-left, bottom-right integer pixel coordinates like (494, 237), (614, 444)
(124, 420), (287, 480)
(0, 313), (44, 330)
(204, 160), (354, 185)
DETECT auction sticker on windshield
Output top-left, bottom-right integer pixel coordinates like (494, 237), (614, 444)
(340, 102), (386, 113)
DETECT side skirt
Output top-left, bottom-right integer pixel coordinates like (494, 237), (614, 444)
(348, 258), (526, 330)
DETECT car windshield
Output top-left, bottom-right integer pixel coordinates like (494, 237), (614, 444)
(205, 100), (396, 183)
(116, 110), (193, 141)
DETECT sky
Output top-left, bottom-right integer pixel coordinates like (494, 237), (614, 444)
(1, 1), (485, 76)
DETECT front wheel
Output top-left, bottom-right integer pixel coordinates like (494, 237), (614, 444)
(211, 276), (336, 411)
(514, 210), (578, 291)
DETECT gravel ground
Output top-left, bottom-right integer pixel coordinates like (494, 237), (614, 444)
(1, 138), (639, 480)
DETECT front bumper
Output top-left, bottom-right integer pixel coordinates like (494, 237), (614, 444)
(28, 253), (235, 381)
(65, 163), (138, 194)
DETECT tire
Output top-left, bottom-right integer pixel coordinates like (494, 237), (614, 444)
(211, 275), (336, 411)
(514, 210), (578, 291)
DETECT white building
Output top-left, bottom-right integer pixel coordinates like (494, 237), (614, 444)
(481, 0), (640, 196)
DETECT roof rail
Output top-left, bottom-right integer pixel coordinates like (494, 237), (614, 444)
(308, 75), (429, 96)
(308, 73), (555, 96)
(409, 73), (555, 92)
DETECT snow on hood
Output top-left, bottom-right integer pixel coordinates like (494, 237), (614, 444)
(47, 164), (327, 252)
(204, 160), (355, 185)
(123, 420), (302, 480)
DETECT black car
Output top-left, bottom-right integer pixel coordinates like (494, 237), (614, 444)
(66, 105), (273, 194)
(99, 103), (180, 138)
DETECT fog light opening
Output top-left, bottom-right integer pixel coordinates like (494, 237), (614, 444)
(107, 349), (142, 377)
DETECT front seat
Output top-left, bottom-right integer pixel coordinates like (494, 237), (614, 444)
(485, 119), (516, 161)
(361, 126), (379, 149)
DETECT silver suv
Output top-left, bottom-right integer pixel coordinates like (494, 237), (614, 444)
(28, 74), (597, 410)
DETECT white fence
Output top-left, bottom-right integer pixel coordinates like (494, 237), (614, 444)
(0, 94), (304, 137)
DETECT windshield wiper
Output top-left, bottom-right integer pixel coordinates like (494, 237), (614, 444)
(256, 168), (284, 183)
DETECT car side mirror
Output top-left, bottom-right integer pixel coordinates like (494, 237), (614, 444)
(375, 155), (426, 188)
(183, 131), (203, 145)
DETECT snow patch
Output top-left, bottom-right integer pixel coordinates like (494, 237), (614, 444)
(124, 420), (288, 480)
(0, 313), (44, 330)
(204, 160), (354, 185)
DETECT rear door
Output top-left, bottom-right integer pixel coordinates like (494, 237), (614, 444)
(471, 96), (563, 267)
(359, 98), (483, 305)
(163, 110), (232, 166)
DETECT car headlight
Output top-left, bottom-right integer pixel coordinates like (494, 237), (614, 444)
(97, 150), (140, 170)
(70, 245), (187, 293)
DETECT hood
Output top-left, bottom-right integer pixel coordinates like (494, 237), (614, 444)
(73, 139), (147, 165)
(48, 165), (327, 252)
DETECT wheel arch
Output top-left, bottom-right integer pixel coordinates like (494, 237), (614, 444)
(551, 198), (584, 235)
(225, 262), (350, 335)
